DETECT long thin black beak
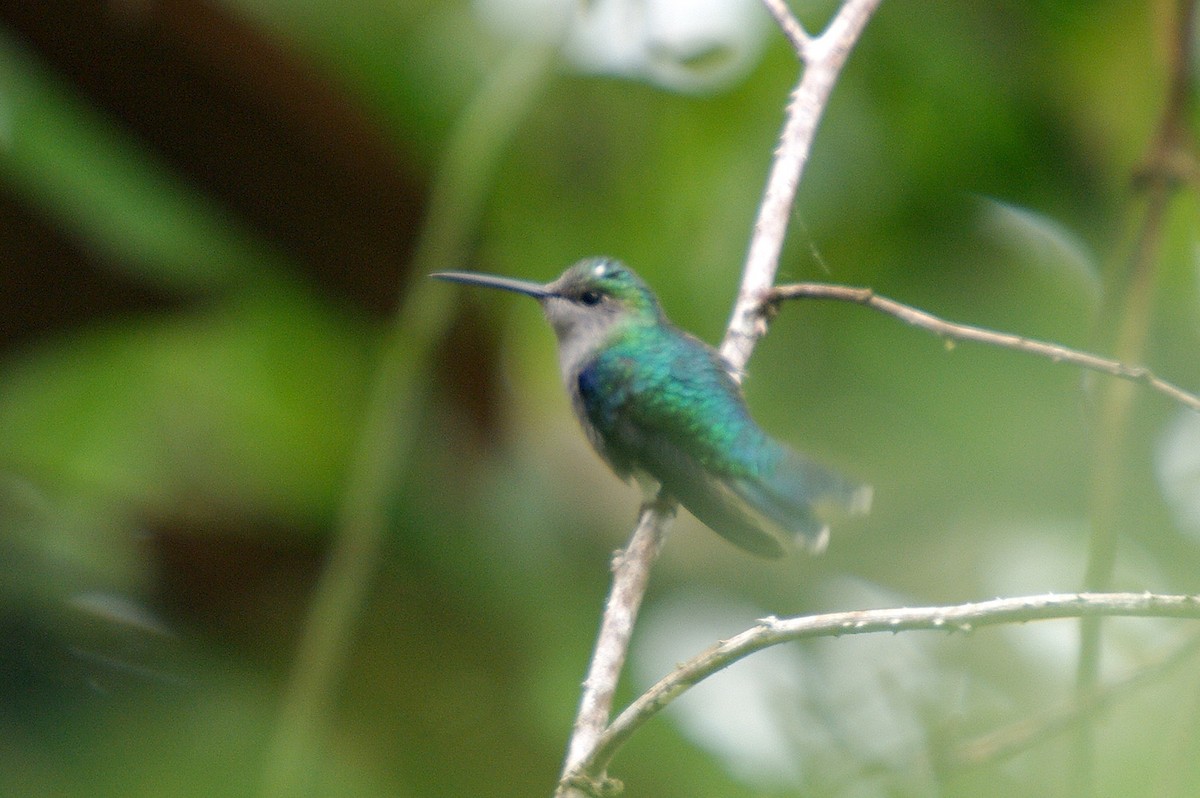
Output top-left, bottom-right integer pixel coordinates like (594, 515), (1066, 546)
(431, 271), (553, 299)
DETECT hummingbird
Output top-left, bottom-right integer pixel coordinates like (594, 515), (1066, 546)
(432, 257), (871, 558)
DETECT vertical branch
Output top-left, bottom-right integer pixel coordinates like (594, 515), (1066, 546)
(557, 501), (672, 796)
(259, 45), (554, 798)
(556, 2), (882, 794)
(720, 0), (882, 372)
(1073, 0), (1198, 793)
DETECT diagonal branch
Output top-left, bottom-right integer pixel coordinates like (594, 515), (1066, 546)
(559, 498), (673, 779)
(578, 592), (1200, 778)
(760, 0), (812, 57)
(769, 282), (1200, 413)
(951, 631), (1200, 769)
(720, 0), (883, 372)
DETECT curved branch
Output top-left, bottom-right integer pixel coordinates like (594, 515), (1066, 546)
(770, 282), (1200, 413)
(579, 592), (1200, 778)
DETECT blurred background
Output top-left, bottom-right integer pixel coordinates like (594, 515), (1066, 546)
(1, 1), (1199, 796)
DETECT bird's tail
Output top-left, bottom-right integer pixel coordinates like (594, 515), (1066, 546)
(732, 447), (872, 554)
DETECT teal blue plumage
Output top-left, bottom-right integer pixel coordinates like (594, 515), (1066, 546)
(574, 303), (862, 558)
(432, 257), (871, 558)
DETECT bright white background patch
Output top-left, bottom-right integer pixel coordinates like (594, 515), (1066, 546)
(473, 0), (772, 93)
(1158, 409), (1200, 538)
(632, 581), (944, 793)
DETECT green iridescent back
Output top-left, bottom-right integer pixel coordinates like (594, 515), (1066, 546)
(575, 317), (777, 482)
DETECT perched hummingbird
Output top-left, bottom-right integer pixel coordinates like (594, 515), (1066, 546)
(433, 257), (871, 558)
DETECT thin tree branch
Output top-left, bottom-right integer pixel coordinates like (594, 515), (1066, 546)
(769, 282), (1200, 413)
(760, 0), (812, 57)
(558, 497), (673, 791)
(557, 3), (883, 795)
(951, 631), (1200, 770)
(720, 0), (882, 372)
(261, 45), (555, 798)
(1076, 2), (1199, 793)
(573, 592), (1200, 779)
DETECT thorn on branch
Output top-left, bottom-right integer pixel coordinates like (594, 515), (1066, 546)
(562, 772), (623, 798)
(579, 592), (1200, 785)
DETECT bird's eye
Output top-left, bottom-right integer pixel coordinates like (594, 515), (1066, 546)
(579, 290), (603, 306)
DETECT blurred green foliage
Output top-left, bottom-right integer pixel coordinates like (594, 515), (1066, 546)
(1, 2), (1199, 797)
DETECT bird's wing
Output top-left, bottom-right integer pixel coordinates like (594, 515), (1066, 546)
(580, 338), (791, 557)
(634, 429), (790, 558)
(578, 329), (870, 557)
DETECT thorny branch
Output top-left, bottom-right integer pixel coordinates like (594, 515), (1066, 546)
(578, 593), (1200, 780)
(559, 499), (672, 778)
(769, 282), (1200, 413)
(720, 0), (883, 372)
